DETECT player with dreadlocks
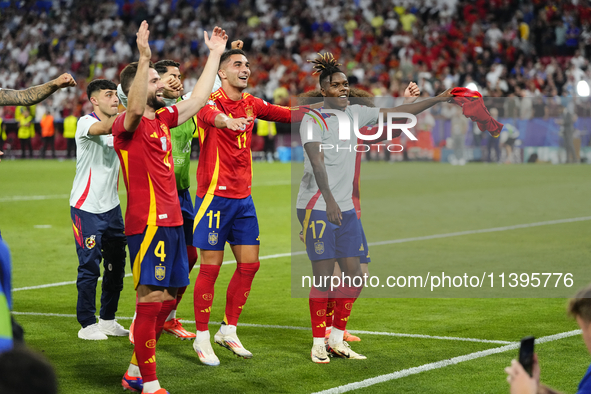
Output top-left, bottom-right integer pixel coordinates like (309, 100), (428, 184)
(297, 53), (451, 363)
(298, 79), (420, 345)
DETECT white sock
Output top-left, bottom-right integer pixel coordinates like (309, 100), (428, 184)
(165, 308), (176, 322)
(195, 330), (210, 343)
(127, 364), (141, 378)
(220, 324), (237, 336)
(143, 380), (161, 393)
(313, 337), (325, 346)
(329, 327), (344, 345)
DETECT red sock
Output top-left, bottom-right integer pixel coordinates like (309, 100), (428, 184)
(326, 289), (337, 328)
(175, 246), (198, 308)
(332, 285), (363, 331)
(155, 299), (176, 341)
(134, 302), (162, 383)
(224, 262), (260, 326)
(309, 287), (328, 338)
(193, 264), (220, 331)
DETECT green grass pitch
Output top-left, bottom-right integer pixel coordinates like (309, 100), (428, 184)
(0, 159), (590, 393)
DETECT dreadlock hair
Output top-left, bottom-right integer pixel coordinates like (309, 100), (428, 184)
(308, 52), (344, 88)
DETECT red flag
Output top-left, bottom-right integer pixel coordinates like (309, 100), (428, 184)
(450, 87), (503, 137)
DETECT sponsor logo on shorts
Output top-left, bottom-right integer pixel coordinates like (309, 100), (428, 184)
(203, 293), (213, 301)
(316, 322), (326, 328)
(145, 339), (156, 348)
(359, 243), (364, 251)
(85, 235), (96, 249)
(316, 309), (326, 317)
(208, 232), (218, 245)
(314, 241), (324, 254)
(155, 265), (166, 281)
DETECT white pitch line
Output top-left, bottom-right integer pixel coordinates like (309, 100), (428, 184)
(0, 194), (70, 202)
(13, 216), (591, 292)
(368, 216), (591, 247)
(0, 179), (293, 203)
(9, 311), (513, 344)
(311, 329), (583, 394)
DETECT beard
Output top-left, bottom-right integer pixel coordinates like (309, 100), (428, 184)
(148, 92), (166, 110)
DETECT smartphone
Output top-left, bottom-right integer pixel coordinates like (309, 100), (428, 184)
(519, 336), (535, 377)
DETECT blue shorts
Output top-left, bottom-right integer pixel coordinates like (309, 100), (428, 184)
(360, 222), (370, 264)
(193, 195), (260, 251)
(178, 188), (195, 247)
(297, 209), (363, 261)
(127, 225), (190, 290)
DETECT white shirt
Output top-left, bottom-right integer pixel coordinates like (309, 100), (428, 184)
(297, 105), (380, 212)
(69, 114), (120, 213)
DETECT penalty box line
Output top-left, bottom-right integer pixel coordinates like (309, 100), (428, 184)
(311, 329), (582, 394)
(11, 311), (512, 345)
(13, 215), (591, 293)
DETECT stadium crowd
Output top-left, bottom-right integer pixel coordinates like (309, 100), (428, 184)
(0, 0), (590, 125)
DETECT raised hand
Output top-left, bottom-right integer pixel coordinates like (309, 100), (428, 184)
(204, 26), (228, 54)
(163, 75), (182, 94)
(404, 82), (420, 98)
(231, 40), (244, 50)
(136, 20), (151, 60)
(53, 73), (77, 88)
(225, 117), (252, 131)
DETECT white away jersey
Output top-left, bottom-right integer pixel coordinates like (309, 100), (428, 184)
(69, 113), (120, 213)
(297, 105), (380, 211)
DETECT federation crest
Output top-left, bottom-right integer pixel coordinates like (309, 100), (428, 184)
(159, 123), (169, 135)
(85, 235), (96, 249)
(155, 265), (166, 281)
(314, 241), (324, 255)
(245, 105), (254, 118)
(208, 232), (218, 246)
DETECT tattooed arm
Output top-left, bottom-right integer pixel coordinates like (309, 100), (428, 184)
(0, 73), (77, 106)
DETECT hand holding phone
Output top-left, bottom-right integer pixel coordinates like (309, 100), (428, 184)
(519, 336), (535, 377)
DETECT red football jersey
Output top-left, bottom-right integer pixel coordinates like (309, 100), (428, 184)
(196, 88), (305, 199)
(113, 106), (183, 235)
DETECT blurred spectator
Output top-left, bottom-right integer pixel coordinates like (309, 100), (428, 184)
(39, 111), (55, 159)
(17, 107), (33, 159)
(0, 345), (58, 394)
(487, 108), (501, 162)
(449, 105), (468, 165)
(256, 119), (277, 163)
(505, 283), (591, 394)
(63, 112), (77, 159)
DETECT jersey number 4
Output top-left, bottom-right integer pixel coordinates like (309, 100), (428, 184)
(155, 241), (166, 262)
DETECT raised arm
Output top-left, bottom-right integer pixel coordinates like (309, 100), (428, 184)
(380, 88), (453, 116)
(0, 73), (76, 106)
(176, 27), (228, 125)
(213, 113), (252, 130)
(124, 21), (151, 132)
(304, 142), (342, 226)
(88, 115), (118, 136)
